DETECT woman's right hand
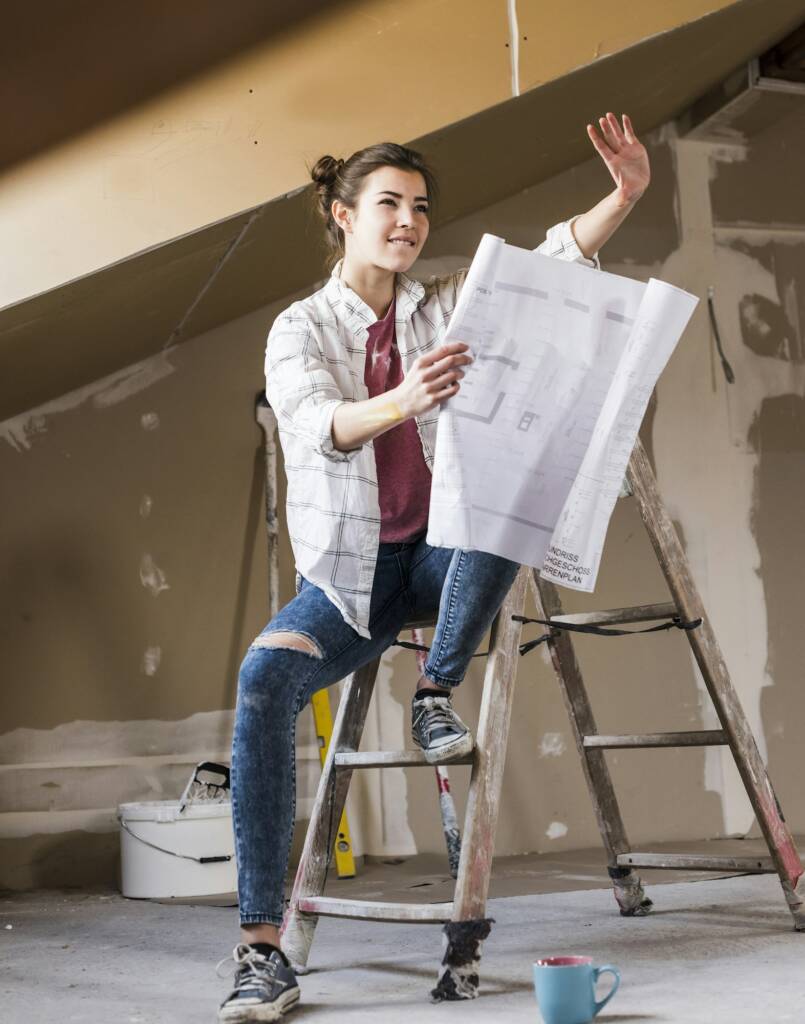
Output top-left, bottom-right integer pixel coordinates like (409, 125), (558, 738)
(393, 342), (474, 419)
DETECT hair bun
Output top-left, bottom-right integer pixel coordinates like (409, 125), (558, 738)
(310, 154), (344, 193)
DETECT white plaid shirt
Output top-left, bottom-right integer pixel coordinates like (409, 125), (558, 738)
(265, 218), (599, 637)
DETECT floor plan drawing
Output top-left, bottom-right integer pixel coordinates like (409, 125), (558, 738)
(426, 233), (699, 591)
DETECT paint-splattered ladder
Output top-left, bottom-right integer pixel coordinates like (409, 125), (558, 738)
(529, 439), (805, 925)
(281, 592), (528, 1000)
(264, 410), (804, 997)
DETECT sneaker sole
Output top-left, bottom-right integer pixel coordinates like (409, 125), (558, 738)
(218, 987), (300, 1023)
(422, 730), (474, 765)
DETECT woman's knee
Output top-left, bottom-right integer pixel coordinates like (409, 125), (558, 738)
(250, 630), (323, 659)
(237, 636), (321, 711)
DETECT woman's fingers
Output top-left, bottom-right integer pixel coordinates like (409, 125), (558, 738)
(426, 368), (465, 392)
(606, 111), (626, 145)
(587, 123), (612, 159)
(599, 115), (620, 151)
(590, 113), (639, 159)
(420, 352), (472, 383)
(433, 380), (461, 401)
(400, 345), (471, 414)
(418, 342), (469, 368)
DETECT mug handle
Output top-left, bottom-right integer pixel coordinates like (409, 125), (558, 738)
(593, 965), (621, 1016)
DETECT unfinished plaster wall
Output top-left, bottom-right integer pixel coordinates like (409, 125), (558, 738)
(705, 112), (805, 833)
(0, 298), (297, 887)
(3, 101), (805, 889)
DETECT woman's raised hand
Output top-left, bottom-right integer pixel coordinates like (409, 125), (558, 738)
(393, 342), (473, 418)
(587, 113), (650, 207)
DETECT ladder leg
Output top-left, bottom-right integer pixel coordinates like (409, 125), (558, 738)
(281, 657), (382, 968)
(432, 567), (528, 1001)
(531, 571), (652, 917)
(628, 438), (805, 929)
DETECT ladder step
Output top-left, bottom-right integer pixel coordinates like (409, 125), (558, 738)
(583, 730), (727, 749)
(550, 602), (677, 628)
(617, 853), (775, 872)
(334, 750), (473, 769)
(298, 896), (454, 922)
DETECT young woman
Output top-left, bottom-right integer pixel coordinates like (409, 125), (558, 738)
(218, 114), (650, 1021)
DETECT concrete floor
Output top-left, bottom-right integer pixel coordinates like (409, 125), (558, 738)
(323, 837), (785, 904)
(3, 847), (805, 1024)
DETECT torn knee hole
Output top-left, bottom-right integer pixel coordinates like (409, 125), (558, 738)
(251, 631), (323, 659)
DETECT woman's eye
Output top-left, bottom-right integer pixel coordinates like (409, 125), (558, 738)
(378, 198), (428, 214)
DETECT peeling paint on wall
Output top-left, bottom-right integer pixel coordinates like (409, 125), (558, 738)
(648, 131), (805, 836)
(93, 355), (174, 408)
(0, 349), (175, 452)
(0, 707), (321, 868)
(750, 394), (805, 835)
(141, 646), (162, 676)
(139, 554), (169, 596)
(0, 710), (235, 765)
(539, 733), (566, 758)
(729, 238), (805, 362)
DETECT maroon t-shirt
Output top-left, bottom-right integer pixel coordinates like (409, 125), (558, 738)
(364, 297), (432, 542)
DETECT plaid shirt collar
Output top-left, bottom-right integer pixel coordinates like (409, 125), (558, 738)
(325, 259), (426, 339)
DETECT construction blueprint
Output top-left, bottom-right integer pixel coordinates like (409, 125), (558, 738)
(426, 233), (698, 591)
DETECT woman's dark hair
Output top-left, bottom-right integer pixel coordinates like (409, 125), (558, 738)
(310, 142), (438, 267)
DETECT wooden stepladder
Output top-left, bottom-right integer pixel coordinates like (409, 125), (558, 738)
(278, 436), (804, 999)
(530, 440), (805, 926)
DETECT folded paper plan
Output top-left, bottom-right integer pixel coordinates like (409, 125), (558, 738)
(426, 233), (698, 591)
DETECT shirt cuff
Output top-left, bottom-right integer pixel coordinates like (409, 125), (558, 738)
(566, 215), (601, 270)
(318, 399), (364, 462)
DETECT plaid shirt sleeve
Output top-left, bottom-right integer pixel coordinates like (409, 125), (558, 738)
(264, 312), (361, 463)
(535, 217), (600, 269)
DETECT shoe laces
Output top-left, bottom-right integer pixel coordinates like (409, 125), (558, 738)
(216, 943), (279, 983)
(415, 695), (456, 738)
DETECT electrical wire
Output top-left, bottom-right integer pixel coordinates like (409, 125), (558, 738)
(707, 286), (736, 384)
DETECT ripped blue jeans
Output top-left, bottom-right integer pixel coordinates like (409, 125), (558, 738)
(231, 533), (519, 926)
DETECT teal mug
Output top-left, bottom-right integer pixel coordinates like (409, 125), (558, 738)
(533, 956), (620, 1024)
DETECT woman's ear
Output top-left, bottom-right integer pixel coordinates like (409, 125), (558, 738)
(331, 199), (353, 234)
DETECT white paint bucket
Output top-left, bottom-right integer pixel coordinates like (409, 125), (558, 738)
(118, 799), (237, 900)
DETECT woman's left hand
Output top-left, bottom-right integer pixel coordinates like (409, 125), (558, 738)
(587, 113), (650, 208)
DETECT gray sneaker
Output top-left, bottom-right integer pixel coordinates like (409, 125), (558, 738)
(412, 692), (474, 764)
(217, 943), (300, 1022)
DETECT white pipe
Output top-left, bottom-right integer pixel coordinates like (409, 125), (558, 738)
(507, 0), (520, 98)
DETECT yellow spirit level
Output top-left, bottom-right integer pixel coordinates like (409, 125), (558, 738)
(310, 689), (356, 878)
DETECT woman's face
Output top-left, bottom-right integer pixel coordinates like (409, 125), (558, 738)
(335, 165), (430, 273)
